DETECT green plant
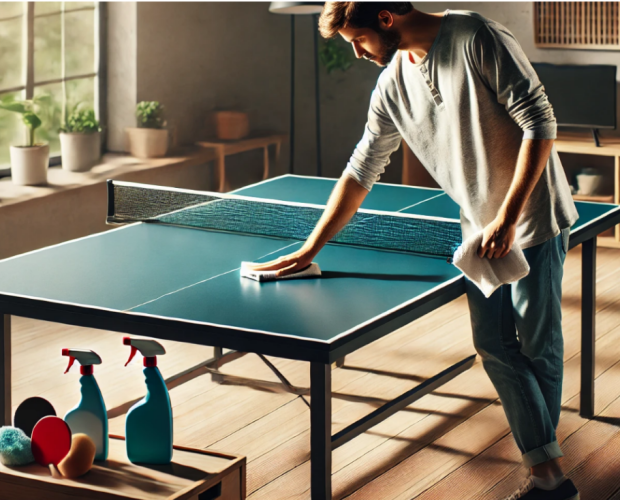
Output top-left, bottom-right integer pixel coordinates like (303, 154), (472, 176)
(136, 101), (166, 129)
(60, 104), (100, 133)
(0, 94), (49, 147)
(319, 38), (356, 74)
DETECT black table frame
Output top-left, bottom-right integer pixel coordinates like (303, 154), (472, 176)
(1, 208), (619, 499)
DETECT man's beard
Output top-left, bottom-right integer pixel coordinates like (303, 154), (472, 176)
(372, 29), (401, 67)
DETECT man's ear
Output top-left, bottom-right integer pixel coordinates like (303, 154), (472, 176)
(378, 10), (394, 29)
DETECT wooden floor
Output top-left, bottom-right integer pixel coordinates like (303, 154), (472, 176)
(10, 245), (620, 499)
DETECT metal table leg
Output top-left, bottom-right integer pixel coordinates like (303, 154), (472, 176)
(580, 237), (596, 418)
(310, 362), (332, 500)
(1, 311), (11, 426)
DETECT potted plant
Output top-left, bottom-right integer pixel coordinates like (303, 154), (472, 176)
(59, 104), (102, 172)
(0, 94), (49, 186)
(126, 101), (169, 158)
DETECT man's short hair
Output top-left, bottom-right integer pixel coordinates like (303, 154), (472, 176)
(318, 2), (414, 38)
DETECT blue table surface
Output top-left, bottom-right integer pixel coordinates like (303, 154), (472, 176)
(0, 175), (616, 342)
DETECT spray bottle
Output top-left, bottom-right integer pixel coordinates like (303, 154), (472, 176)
(62, 348), (108, 461)
(123, 337), (173, 464)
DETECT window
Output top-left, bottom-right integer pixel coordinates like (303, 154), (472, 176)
(0, 2), (102, 173)
(534, 2), (620, 49)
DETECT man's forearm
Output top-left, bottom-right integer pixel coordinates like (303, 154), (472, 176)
(499, 138), (554, 225)
(302, 174), (370, 255)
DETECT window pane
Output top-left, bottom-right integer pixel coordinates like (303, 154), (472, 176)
(0, 2), (24, 19)
(34, 12), (61, 83)
(65, 76), (95, 112)
(0, 90), (26, 166)
(35, 2), (61, 16)
(33, 83), (62, 155)
(0, 17), (23, 90)
(67, 2), (94, 11)
(65, 8), (95, 77)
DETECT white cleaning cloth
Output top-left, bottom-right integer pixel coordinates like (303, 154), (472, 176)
(452, 231), (530, 298)
(240, 262), (321, 282)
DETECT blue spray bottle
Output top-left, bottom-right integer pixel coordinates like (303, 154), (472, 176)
(62, 348), (108, 461)
(123, 337), (173, 464)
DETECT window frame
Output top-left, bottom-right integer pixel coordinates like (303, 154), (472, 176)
(0, 1), (106, 176)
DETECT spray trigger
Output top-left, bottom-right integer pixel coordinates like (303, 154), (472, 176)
(125, 346), (138, 367)
(64, 356), (76, 374)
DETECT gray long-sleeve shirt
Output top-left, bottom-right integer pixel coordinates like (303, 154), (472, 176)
(344, 10), (578, 249)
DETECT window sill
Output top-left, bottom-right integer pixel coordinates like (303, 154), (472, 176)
(0, 147), (216, 208)
(0, 147), (217, 259)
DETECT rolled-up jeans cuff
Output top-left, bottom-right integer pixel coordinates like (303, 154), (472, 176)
(522, 440), (564, 468)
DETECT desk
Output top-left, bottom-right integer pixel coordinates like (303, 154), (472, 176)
(197, 134), (287, 192)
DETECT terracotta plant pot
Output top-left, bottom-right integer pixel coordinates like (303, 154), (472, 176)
(215, 111), (249, 140)
(126, 128), (169, 158)
(10, 144), (49, 186)
(60, 131), (101, 172)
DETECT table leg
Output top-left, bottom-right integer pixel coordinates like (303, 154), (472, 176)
(580, 237), (596, 418)
(263, 146), (269, 180)
(216, 148), (226, 193)
(1, 311), (11, 426)
(310, 362), (332, 500)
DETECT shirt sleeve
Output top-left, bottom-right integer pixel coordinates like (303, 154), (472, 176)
(343, 85), (403, 191)
(470, 21), (557, 140)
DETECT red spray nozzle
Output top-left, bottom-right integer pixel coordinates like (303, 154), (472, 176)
(62, 348), (101, 375)
(123, 337), (165, 367)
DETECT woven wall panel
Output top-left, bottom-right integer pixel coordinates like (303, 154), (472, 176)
(534, 2), (620, 49)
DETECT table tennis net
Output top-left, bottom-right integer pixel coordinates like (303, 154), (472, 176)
(107, 180), (462, 259)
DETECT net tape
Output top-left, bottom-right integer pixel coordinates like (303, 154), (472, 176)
(107, 181), (462, 259)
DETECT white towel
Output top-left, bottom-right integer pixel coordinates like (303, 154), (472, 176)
(452, 232), (530, 298)
(240, 262), (321, 282)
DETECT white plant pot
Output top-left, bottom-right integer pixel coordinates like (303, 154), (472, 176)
(126, 128), (169, 158)
(60, 131), (101, 172)
(576, 173), (604, 196)
(10, 144), (49, 186)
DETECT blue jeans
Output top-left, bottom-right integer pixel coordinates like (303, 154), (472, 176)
(465, 228), (569, 468)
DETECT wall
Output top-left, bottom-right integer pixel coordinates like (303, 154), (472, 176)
(107, 2), (620, 190)
(107, 2), (396, 188)
(107, 2), (137, 153)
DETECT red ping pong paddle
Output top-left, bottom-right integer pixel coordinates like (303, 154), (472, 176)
(13, 396), (57, 438)
(31, 416), (72, 476)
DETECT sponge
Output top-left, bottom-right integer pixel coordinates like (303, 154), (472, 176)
(0, 426), (35, 466)
(57, 433), (96, 479)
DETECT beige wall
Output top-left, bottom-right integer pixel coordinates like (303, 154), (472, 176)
(107, 2), (620, 190)
(107, 2), (137, 152)
(107, 2), (399, 188)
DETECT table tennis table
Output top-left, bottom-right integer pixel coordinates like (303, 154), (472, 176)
(1, 174), (619, 500)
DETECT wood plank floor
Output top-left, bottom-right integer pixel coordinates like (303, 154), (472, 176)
(10, 245), (620, 499)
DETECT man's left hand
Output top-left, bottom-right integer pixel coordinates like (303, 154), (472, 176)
(478, 216), (517, 259)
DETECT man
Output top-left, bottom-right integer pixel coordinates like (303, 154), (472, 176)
(249, 3), (579, 499)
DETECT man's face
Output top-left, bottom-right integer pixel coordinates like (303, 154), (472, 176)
(339, 25), (401, 67)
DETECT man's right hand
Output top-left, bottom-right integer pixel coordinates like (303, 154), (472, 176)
(244, 174), (370, 278)
(243, 246), (317, 278)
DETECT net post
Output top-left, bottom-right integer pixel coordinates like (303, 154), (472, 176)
(106, 179), (115, 218)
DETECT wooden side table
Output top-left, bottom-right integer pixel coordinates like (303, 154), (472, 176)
(0, 435), (246, 500)
(197, 134), (287, 192)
